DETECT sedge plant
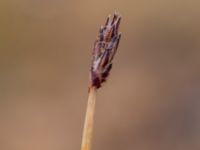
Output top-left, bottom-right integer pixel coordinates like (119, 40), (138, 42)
(81, 13), (122, 150)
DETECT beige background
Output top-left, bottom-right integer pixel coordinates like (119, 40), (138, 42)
(0, 0), (200, 150)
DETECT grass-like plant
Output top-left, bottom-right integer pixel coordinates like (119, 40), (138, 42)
(81, 13), (121, 150)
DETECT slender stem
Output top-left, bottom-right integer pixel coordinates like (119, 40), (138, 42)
(81, 86), (97, 150)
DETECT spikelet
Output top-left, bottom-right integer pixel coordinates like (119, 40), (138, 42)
(90, 13), (121, 89)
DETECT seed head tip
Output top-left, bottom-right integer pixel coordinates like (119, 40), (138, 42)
(90, 13), (122, 89)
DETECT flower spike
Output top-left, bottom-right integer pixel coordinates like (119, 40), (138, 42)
(90, 13), (122, 89)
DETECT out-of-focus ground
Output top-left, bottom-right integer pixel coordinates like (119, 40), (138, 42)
(0, 0), (200, 150)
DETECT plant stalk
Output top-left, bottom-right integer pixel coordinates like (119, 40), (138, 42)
(81, 86), (97, 150)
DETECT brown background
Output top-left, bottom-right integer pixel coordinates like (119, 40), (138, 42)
(0, 0), (200, 150)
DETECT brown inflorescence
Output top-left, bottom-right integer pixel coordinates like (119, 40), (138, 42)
(90, 13), (121, 89)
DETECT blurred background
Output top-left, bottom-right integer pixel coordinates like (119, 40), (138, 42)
(0, 0), (200, 150)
